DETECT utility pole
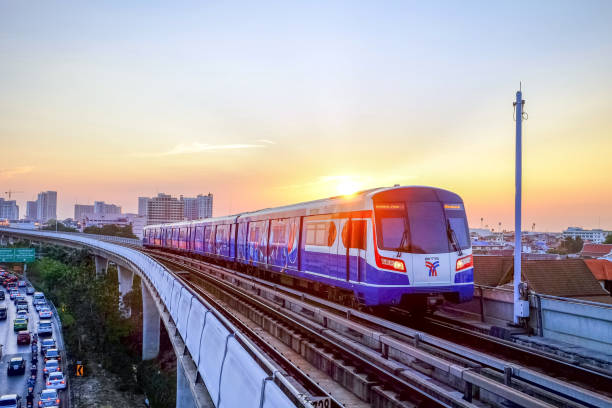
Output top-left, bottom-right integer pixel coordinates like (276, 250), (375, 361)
(513, 86), (528, 325)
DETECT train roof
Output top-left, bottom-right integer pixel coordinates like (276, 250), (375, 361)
(145, 185), (462, 229)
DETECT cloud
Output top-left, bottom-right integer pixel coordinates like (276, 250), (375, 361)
(0, 166), (34, 179)
(255, 139), (276, 145)
(134, 142), (266, 157)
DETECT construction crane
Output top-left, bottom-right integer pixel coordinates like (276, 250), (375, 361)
(4, 190), (23, 200)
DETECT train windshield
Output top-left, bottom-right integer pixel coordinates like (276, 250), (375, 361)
(374, 193), (470, 254)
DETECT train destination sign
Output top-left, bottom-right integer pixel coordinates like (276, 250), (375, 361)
(0, 248), (36, 263)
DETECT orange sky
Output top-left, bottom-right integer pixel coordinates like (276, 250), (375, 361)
(1, 2), (611, 232)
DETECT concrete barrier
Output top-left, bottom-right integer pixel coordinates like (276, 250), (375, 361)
(536, 295), (612, 354)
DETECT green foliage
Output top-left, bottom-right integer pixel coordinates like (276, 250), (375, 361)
(41, 219), (78, 232)
(26, 246), (174, 407)
(550, 236), (584, 254)
(83, 224), (138, 239)
(605, 234), (612, 244)
(137, 360), (176, 407)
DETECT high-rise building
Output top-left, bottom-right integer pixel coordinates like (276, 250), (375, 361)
(74, 204), (94, 221)
(0, 198), (19, 220)
(93, 201), (121, 215)
(36, 191), (57, 222)
(138, 197), (150, 217)
(25, 201), (38, 221)
(180, 193), (213, 220)
(181, 196), (198, 220)
(196, 193), (213, 219)
(146, 193), (184, 225)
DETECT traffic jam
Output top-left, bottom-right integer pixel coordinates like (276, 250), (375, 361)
(0, 267), (66, 408)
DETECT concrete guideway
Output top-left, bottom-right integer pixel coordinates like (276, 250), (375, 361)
(0, 228), (306, 408)
(147, 248), (612, 408)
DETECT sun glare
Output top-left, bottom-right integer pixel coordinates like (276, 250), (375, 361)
(336, 179), (360, 196)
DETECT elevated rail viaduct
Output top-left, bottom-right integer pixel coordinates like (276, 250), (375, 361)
(0, 228), (304, 408)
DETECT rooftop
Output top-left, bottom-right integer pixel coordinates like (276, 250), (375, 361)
(474, 256), (612, 303)
(580, 244), (612, 258)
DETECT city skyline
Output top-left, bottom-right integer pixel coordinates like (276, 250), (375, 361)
(1, 1), (611, 231)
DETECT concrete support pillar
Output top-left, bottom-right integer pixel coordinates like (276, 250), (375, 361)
(117, 265), (134, 317)
(142, 281), (160, 360)
(94, 255), (108, 277)
(176, 359), (197, 408)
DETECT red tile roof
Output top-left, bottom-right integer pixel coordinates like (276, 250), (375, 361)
(580, 244), (612, 258)
(584, 259), (612, 281)
(473, 256), (512, 286)
(475, 256), (610, 298)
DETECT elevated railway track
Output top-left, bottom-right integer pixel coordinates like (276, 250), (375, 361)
(136, 246), (612, 408)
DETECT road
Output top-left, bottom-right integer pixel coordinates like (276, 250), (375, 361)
(0, 284), (67, 407)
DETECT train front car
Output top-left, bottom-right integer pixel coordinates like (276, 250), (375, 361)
(369, 186), (473, 309)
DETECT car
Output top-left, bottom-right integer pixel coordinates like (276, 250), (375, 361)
(13, 318), (27, 332)
(16, 309), (28, 322)
(38, 308), (52, 319)
(17, 330), (31, 345)
(38, 308), (53, 319)
(25, 286), (35, 295)
(0, 305), (6, 320)
(43, 348), (61, 363)
(0, 290), (5, 300)
(41, 338), (56, 355)
(33, 292), (45, 303)
(43, 360), (60, 377)
(13, 294), (26, 305)
(38, 389), (60, 408)
(16, 300), (28, 312)
(7, 357), (25, 375)
(45, 372), (66, 390)
(38, 319), (53, 336)
(34, 300), (47, 312)
(9, 290), (19, 300)
(17, 280), (26, 288)
(0, 394), (21, 408)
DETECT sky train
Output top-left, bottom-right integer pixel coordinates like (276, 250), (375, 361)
(143, 186), (474, 308)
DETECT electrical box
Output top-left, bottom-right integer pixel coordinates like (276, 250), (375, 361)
(515, 300), (530, 317)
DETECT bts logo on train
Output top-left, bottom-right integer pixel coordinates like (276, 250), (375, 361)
(425, 258), (440, 277)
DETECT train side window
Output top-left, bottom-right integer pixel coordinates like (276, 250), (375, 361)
(271, 220), (286, 245)
(342, 220), (367, 250)
(249, 224), (260, 243)
(305, 221), (336, 247)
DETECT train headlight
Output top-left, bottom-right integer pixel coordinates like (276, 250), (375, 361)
(456, 254), (473, 271)
(380, 257), (406, 272)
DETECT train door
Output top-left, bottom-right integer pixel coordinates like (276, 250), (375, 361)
(342, 219), (367, 282)
(230, 224), (237, 258)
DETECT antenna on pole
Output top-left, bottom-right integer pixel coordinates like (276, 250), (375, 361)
(513, 85), (529, 326)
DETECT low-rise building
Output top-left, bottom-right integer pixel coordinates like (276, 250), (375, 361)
(81, 213), (146, 238)
(563, 227), (611, 244)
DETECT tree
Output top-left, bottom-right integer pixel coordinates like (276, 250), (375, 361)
(83, 224), (138, 239)
(41, 219), (78, 232)
(550, 236), (584, 255)
(605, 234), (612, 244)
